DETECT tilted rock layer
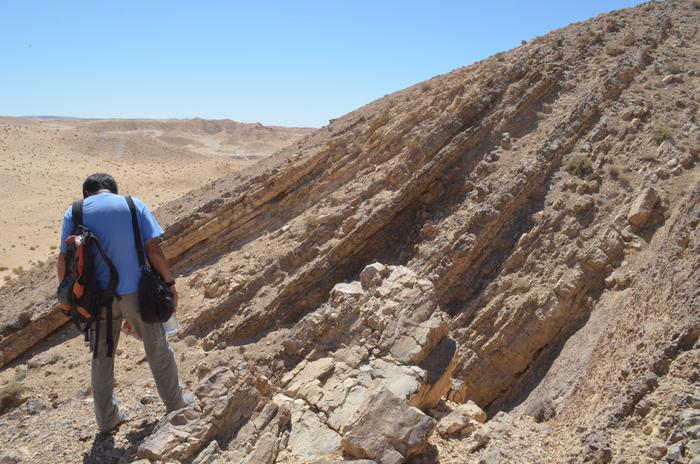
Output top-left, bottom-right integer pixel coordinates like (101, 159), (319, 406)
(1, 1), (700, 463)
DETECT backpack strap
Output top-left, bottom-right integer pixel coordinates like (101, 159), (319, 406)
(125, 196), (147, 267)
(93, 311), (101, 359)
(91, 235), (120, 299)
(87, 232), (120, 358)
(72, 200), (84, 229)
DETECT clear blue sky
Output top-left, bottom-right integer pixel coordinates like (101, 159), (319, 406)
(1, 1), (643, 128)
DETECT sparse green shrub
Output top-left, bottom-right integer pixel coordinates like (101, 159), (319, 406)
(665, 62), (682, 75)
(606, 44), (624, 57)
(565, 155), (593, 178)
(0, 379), (26, 415)
(12, 266), (24, 276)
(653, 126), (673, 145)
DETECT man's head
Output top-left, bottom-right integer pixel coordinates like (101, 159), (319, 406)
(82, 173), (119, 198)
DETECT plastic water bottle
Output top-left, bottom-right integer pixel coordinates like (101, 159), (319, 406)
(163, 314), (179, 336)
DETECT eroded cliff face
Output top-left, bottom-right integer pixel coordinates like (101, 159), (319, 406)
(1, 1), (699, 463)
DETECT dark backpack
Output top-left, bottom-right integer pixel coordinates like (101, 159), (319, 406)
(57, 200), (120, 358)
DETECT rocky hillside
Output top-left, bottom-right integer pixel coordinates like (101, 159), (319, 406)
(1, 1), (699, 463)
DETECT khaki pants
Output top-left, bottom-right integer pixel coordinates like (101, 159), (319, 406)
(91, 292), (187, 431)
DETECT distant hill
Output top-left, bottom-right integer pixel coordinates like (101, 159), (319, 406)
(0, 116), (313, 285)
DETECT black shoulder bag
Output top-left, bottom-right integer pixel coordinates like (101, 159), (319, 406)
(125, 195), (175, 323)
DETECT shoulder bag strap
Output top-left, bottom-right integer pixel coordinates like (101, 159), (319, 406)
(72, 200), (84, 229)
(125, 195), (147, 267)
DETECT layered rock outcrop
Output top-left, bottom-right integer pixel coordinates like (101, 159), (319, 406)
(1, 1), (700, 463)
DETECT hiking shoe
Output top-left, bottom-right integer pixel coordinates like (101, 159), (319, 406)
(98, 411), (128, 434)
(166, 392), (196, 413)
(182, 392), (195, 407)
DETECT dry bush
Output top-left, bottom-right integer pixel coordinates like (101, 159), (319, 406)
(694, 0), (700, 9)
(578, 30), (597, 46)
(0, 379), (26, 415)
(653, 126), (673, 145)
(565, 155), (593, 178)
(605, 165), (620, 178)
(606, 44), (624, 56)
(665, 62), (682, 75)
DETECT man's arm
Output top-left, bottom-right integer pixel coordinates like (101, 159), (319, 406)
(145, 238), (178, 311)
(57, 208), (73, 283)
(57, 252), (66, 282)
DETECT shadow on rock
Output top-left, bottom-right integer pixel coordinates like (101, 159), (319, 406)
(82, 420), (158, 464)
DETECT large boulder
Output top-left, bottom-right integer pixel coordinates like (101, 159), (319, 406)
(341, 386), (436, 464)
(627, 187), (659, 228)
(360, 262), (389, 290)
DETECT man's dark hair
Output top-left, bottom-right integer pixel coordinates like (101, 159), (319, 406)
(83, 173), (119, 198)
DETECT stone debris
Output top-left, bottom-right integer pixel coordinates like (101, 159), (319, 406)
(276, 264), (455, 462)
(191, 440), (222, 464)
(437, 400), (487, 437)
(273, 394), (342, 462)
(220, 400), (292, 464)
(137, 367), (263, 462)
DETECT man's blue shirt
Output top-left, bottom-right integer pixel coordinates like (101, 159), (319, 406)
(59, 192), (164, 295)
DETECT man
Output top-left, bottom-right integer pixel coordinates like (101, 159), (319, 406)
(57, 173), (192, 433)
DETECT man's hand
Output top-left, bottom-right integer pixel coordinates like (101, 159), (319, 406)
(144, 238), (179, 312)
(121, 320), (140, 339)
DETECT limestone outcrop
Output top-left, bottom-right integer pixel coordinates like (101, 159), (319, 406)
(1, 1), (700, 463)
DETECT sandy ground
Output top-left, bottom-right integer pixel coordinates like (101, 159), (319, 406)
(0, 117), (311, 284)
